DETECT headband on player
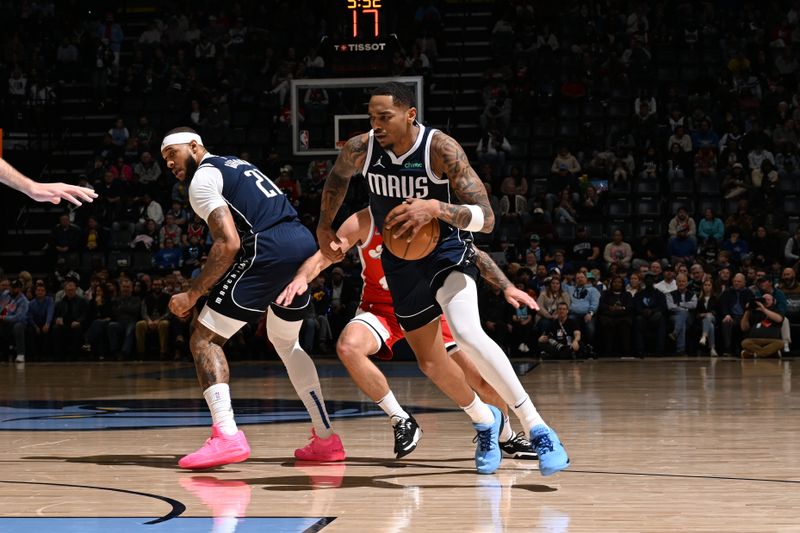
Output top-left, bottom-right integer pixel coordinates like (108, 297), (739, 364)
(160, 132), (204, 151)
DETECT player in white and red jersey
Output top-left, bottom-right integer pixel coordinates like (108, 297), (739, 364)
(277, 207), (537, 460)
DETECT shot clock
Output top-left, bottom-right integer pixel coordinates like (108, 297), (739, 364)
(346, 0), (384, 38)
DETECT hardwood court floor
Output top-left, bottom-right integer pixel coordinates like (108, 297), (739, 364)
(0, 357), (799, 532)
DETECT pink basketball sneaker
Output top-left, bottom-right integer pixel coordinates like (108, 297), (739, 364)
(179, 424), (251, 470)
(293, 428), (346, 462)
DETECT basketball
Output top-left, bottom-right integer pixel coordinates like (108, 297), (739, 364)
(382, 218), (440, 260)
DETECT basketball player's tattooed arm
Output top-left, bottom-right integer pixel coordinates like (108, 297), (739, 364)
(318, 134), (368, 261)
(169, 205), (240, 318)
(432, 132), (494, 232)
(473, 245), (538, 310)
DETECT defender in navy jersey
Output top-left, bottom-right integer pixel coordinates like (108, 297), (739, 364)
(161, 127), (345, 470)
(318, 82), (569, 476)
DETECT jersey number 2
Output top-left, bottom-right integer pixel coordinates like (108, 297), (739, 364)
(244, 169), (280, 198)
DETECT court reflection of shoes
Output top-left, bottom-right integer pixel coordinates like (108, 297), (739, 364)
(294, 429), (346, 462)
(179, 424), (251, 470)
(14, 354), (25, 363)
(293, 462), (347, 489)
(530, 425), (570, 477)
(537, 506), (571, 533)
(179, 476), (252, 518)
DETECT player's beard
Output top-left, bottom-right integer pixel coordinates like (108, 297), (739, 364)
(184, 153), (199, 180)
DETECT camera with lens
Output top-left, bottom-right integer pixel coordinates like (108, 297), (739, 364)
(546, 338), (569, 353)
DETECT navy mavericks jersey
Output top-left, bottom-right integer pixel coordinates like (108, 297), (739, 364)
(194, 155), (299, 238)
(361, 124), (467, 244)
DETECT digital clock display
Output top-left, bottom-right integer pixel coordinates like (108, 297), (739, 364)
(346, 0), (384, 38)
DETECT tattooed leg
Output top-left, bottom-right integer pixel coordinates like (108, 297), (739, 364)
(189, 322), (230, 390)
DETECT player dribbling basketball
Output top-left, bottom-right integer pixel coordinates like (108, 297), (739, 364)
(317, 82), (569, 476)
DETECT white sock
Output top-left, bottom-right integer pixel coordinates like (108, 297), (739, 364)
(267, 309), (333, 439)
(203, 383), (238, 436)
(461, 392), (495, 425)
(437, 273), (545, 432)
(511, 395), (546, 434)
(500, 414), (513, 441)
(377, 391), (410, 423)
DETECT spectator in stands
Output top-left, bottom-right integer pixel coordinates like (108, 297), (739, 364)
(697, 278), (719, 356)
(725, 199), (754, 238)
(538, 302), (582, 359)
(697, 208), (725, 242)
(655, 264), (677, 294)
(82, 282), (113, 360)
(276, 165), (301, 205)
(565, 271), (599, 345)
(551, 144), (581, 177)
(570, 226), (601, 270)
(784, 227), (800, 268)
(667, 125), (693, 153)
(688, 263), (706, 295)
(691, 119), (720, 149)
(165, 200), (188, 229)
(0, 280), (29, 363)
(26, 282), (54, 361)
(52, 279), (87, 360)
(750, 226), (776, 266)
(740, 293), (785, 358)
(536, 276), (571, 335)
(633, 273), (667, 356)
(158, 213), (182, 246)
(598, 275), (633, 357)
(603, 229), (633, 271)
(131, 116), (155, 154)
(753, 276), (790, 352)
(694, 145), (718, 179)
(627, 272), (642, 298)
(579, 185), (605, 221)
(108, 117), (129, 151)
(82, 216), (108, 253)
(132, 218), (160, 251)
(722, 162), (749, 199)
(667, 274), (697, 355)
(666, 142), (691, 179)
(747, 143), (775, 174)
(668, 228), (697, 266)
(108, 278), (141, 360)
(153, 238), (182, 272)
(718, 273), (754, 355)
(668, 207), (697, 240)
(50, 213), (82, 255)
(110, 156), (133, 182)
(133, 151), (161, 186)
(722, 228), (749, 265)
(780, 267), (800, 325)
(476, 127), (512, 175)
(136, 278), (170, 359)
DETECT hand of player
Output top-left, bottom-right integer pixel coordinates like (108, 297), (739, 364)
(27, 181), (97, 206)
(503, 285), (538, 310)
(276, 275), (309, 306)
(317, 225), (344, 262)
(169, 291), (197, 319)
(383, 198), (435, 242)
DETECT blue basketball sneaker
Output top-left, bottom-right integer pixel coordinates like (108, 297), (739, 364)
(530, 425), (570, 476)
(472, 405), (504, 475)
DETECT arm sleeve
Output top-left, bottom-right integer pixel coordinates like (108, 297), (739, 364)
(189, 166), (226, 222)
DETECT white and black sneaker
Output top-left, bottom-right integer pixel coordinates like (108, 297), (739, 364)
(392, 414), (422, 459)
(501, 431), (538, 460)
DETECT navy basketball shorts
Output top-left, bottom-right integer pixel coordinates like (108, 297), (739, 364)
(199, 220), (318, 339)
(382, 236), (478, 331)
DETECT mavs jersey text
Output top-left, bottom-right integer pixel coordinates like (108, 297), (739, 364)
(359, 125), (477, 330)
(191, 154), (317, 335)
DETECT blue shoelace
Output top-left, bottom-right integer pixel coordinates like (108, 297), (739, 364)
(473, 428), (495, 451)
(533, 432), (555, 454)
